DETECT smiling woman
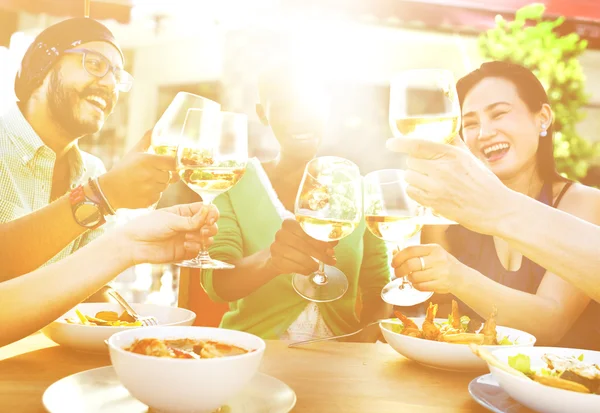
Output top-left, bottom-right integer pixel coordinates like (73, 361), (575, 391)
(458, 61), (557, 184)
(394, 61), (600, 350)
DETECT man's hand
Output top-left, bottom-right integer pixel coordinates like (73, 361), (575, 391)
(99, 130), (179, 210)
(386, 137), (517, 235)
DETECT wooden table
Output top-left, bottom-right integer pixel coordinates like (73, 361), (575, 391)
(0, 333), (490, 412)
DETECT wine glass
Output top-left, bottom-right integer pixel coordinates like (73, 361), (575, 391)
(389, 68), (461, 225)
(293, 156), (362, 302)
(176, 110), (248, 269)
(140, 92), (221, 211)
(364, 169), (433, 306)
(150, 92), (221, 156)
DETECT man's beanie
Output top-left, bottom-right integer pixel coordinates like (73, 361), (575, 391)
(14, 18), (123, 102)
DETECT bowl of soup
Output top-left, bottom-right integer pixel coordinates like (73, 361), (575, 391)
(107, 326), (265, 413)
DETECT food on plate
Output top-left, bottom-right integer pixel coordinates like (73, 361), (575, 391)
(64, 307), (142, 327)
(471, 345), (600, 394)
(389, 300), (515, 345)
(124, 338), (251, 359)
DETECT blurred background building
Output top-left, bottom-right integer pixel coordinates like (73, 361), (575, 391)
(1, 0), (599, 305)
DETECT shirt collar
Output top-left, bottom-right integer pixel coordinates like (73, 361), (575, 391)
(1, 102), (87, 182)
(68, 143), (87, 184)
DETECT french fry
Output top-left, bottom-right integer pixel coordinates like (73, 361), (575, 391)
(74, 307), (91, 325)
(532, 374), (591, 394)
(441, 333), (484, 344)
(469, 344), (530, 379)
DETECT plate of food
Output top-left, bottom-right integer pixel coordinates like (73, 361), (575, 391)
(105, 326), (276, 413)
(379, 300), (536, 371)
(472, 345), (600, 413)
(41, 303), (196, 353)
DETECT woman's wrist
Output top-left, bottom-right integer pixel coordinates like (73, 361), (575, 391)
(451, 264), (478, 299)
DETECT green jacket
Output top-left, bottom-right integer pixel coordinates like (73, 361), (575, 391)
(202, 158), (391, 339)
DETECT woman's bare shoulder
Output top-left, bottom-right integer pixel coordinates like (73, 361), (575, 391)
(553, 182), (600, 224)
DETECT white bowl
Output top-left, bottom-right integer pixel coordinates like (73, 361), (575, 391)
(41, 303), (196, 353)
(488, 346), (600, 413)
(107, 326), (266, 413)
(380, 317), (536, 371)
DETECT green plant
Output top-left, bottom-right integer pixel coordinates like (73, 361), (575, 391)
(478, 3), (599, 180)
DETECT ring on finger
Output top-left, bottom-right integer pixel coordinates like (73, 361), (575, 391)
(419, 256), (425, 272)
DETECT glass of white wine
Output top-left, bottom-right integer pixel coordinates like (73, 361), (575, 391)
(389, 68), (461, 225)
(138, 92), (222, 211)
(364, 169), (432, 306)
(176, 109), (248, 269)
(150, 92), (221, 157)
(293, 156), (362, 302)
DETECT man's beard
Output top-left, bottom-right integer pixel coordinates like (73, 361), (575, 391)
(47, 69), (102, 138)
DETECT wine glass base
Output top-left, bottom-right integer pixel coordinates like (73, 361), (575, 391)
(381, 278), (433, 307)
(176, 258), (234, 270)
(292, 265), (348, 303)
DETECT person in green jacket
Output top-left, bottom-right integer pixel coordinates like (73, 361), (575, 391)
(201, 62), (392, 342)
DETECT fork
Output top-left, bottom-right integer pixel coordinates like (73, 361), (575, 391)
(287, 319), (404, 348)
(102, 286), (159, 326)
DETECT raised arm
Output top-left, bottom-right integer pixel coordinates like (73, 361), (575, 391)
(0, 202), (217, 347)
(393, 184), (597, 344)
(0, 134), (177, 281)
(387, 138), (600, 303)
(495, 186), (600, 300)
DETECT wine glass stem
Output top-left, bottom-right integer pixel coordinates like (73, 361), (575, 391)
(312, 261), (328, 286)
(394, 243), (409, 290)
(195, 197), (214, 261)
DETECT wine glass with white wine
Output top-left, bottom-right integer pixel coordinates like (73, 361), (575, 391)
(138, 92), (221, 212)
(293, 156), (362, 302)
(389, 68), (461, 225)
(150, 92), (221, 157)
(364, 169), (432, 307)
(176, 110), (248, 269)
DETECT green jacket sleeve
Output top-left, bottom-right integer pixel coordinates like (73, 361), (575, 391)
(358, 229), (391, 299)
(201, 192), (244, 303)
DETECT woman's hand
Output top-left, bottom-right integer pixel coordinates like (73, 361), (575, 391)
(391, 244), (470, 294)
(120, 202), (219, 266)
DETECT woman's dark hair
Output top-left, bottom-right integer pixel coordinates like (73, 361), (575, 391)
(456, 61), (562, 182)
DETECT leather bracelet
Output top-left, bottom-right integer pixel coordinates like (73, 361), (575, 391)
(89, 177), (116, 215)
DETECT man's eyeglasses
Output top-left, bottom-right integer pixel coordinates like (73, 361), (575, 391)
(64, 48), (133, 92)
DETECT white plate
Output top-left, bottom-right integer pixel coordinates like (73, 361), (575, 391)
(488, 346), (600, 413)
(468, 374), (527, 413)
(380, 317), (536, 372)
(41, 303), (196, 353)
(43, 366), (296, 413)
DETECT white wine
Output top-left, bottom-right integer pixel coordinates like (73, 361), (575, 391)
(392, 115), (459, 143)
(179, 147), (214, 167)
(365, 215), (422, 243)
(179, 167), (245, 197)
(296, 215), (358, 242)
(150, 144), (178, 157)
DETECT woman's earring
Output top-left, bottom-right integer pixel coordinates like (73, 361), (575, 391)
(540, 124), (548, 137)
